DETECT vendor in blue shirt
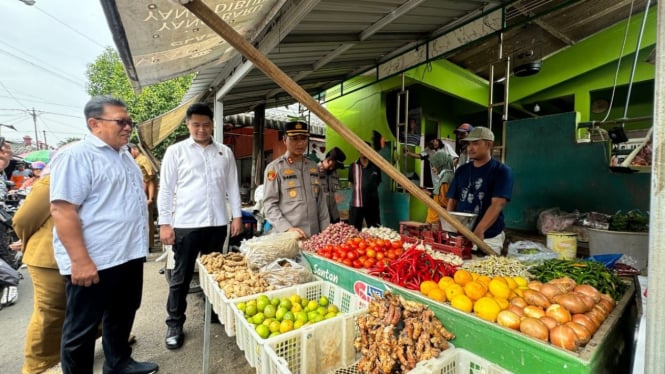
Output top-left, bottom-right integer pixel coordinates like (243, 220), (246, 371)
(446, 126), (513, 254)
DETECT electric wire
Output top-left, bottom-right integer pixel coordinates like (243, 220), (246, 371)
(34, 6), (106, 49)
(0, 80), (29, 109)
(0, 40), (78, 85)
(0, 47), (85, 89)
(600, 0), (636, 123)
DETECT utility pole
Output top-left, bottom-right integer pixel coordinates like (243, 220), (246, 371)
(30, 108), (39, 149)
(42, 130), (47, 149)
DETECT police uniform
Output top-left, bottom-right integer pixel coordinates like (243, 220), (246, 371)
(262, 122), (330, 237)
(319, 168), (341, 223)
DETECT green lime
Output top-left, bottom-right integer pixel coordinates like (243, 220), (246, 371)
(269, 320), (281, 333)
(275, 306), (288, 321)
(245, 304), (258, 317)
(294, 320), (305, 329)
(237, 302), (246, 312)
(306, 300), (319, 312)
(263, 304), (276, 318)
(283, 311), (295, 322)
(269, 331), (281, 338)
(300, 298), (309, 308)
(279, 298), (292, 310)
(319, 296), (329, 307)
(255, 324), (270, 339)
(279, 319), (294, 333)
(327, 304), (339, 314)
(295, 311), (308, 323)
(271, 297), (281, 307)
(324, 311), (337, 319)
(316, 306), (327, 316)
(252, 312), (265, 325)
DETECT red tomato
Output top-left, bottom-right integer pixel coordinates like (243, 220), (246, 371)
(376, 252), (385, 261)
(358, 255), (368, 263)
(353, 237), (362, 244)
(366, 249), (376, 258)
(358, 241), (367, 250)
(356, 246), (366, 255)
(342, 258), (353, 267)
(391, 240), (403, 249)
(386, 250), (396, 260)
(393, 247), (404, 257)
(346, 251), (357, 260)
(352, 259), (362, 268)
(375, 239), (385, 248)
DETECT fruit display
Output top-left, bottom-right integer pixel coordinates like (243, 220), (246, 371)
(422, 269), (617, 352)
(354, 292), (455, 373)
(302, 222), (359, 252)
(200, 252), (274, 298)
(529, 259), (628, 300)
(237, 293), (342, 339)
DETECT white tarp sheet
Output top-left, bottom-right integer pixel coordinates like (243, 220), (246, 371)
(102, 0), (280, 88)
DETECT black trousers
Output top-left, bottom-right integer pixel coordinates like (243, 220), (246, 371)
(349, 205), (380, 231)
(166, 226), (227, 328)
(61, 258), (144, 374)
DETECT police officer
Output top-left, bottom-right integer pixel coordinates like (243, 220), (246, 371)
(318, 147), (346, 223)
(262, 121), (330, 239)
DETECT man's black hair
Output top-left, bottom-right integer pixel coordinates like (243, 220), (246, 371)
(186, 103), (213, 120)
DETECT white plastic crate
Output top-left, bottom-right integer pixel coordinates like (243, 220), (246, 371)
(263, 312), (360, 374)
(327, 348), (510, 374)
(230, 281), (368, 372)
(196, 259), (238, 336)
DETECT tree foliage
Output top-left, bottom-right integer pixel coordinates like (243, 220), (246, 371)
(85, 47), (193, 160)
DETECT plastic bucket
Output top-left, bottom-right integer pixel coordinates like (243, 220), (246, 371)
(546, 232), (577, 259)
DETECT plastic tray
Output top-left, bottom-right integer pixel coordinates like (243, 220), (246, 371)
(330, 348), (510, 374)
(231, 281), (367, 372)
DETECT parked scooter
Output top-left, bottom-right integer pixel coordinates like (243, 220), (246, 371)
(0, 198), (22, 309)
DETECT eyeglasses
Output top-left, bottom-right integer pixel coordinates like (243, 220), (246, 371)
(94, 117), (135, 128)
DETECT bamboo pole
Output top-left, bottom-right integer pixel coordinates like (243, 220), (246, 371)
(182, 0), (496, 256)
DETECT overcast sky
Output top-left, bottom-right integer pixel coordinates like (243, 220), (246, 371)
(0, 0), (114, 148)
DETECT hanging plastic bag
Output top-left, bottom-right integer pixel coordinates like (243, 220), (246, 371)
(537, 207), (578, 235)
(241, 231), (301, 270)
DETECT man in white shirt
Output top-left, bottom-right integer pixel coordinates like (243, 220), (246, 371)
(50, 96), (157, 374)
(157, 103), (242, 350)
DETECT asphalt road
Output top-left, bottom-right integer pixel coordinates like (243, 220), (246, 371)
(0, 252), (254, 374)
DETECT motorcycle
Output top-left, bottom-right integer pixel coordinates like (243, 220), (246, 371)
(0, 196), (23, 309)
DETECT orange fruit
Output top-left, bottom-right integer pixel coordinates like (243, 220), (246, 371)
(426, 287), (446, 302)
(513, 288), (525, 298)
(503, 276), (518, 290)
(445, 284), (465, 301)
(513, 276), (528, 288)
(471, 272), (480, 281)
(464, 281), (488, 301)
(419, 280), (439, 295)
(477, 275), (492, 287)
(453, 270), (473, 286)
(438, 276), (455, 290)
(450, 294), (473, 313)
(489, 279), (511, 299)
(474, 297), (501, 322)
(494, 297), (510, 310)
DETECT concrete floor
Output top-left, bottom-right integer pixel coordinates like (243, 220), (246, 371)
(0, 252), (254, 374)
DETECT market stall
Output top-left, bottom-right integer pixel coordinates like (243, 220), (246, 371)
(196, 221), (638, 374)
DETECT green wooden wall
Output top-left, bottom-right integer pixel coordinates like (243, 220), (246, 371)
(503, 112), (650, 230)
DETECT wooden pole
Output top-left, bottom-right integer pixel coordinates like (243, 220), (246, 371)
(182, 0), (496, 256)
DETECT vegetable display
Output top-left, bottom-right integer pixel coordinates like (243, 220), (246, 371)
(316, 237), (405, 269)
(360, 226), (401, 241)
(302, 222), (359, 252)
(529, 259), (627, 300)
(200, 252), (274, 298)
(368, 247), (457, 290)
(354, 292), (454, 373)
(462, 256), (532, 278)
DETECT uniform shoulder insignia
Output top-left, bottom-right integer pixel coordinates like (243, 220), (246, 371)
(267, 169), (276, 181)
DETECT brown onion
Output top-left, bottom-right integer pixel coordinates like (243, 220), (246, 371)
(520, 317), (549, 341)
(572, 314), (598, 334)
(497, 310), (522, 330)
(550, 325), (579, 351)
(539, 316), (558, 330)
(574, 284), (602, 303)
(508, 304), (525, 317)
(527, 280), (543, 292)
(586, 308), (605, 328)
(553, 293), (589, 314)
(575, 292), (596, 311)
(598, 298), (615, 314)
(523, 289), (551, 309)
(540, 284), (565, 301)
(565, 322), (592, 345)
(546, 304), (572, 324)
(523, 305), (546, 319)
(592, 304), (609, 319)
(548, 277), (577, 292)
(600, 293), (617, 307)
(510, 296), (527, 309)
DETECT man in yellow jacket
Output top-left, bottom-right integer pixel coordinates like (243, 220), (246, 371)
(13, 175), (62, 374)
